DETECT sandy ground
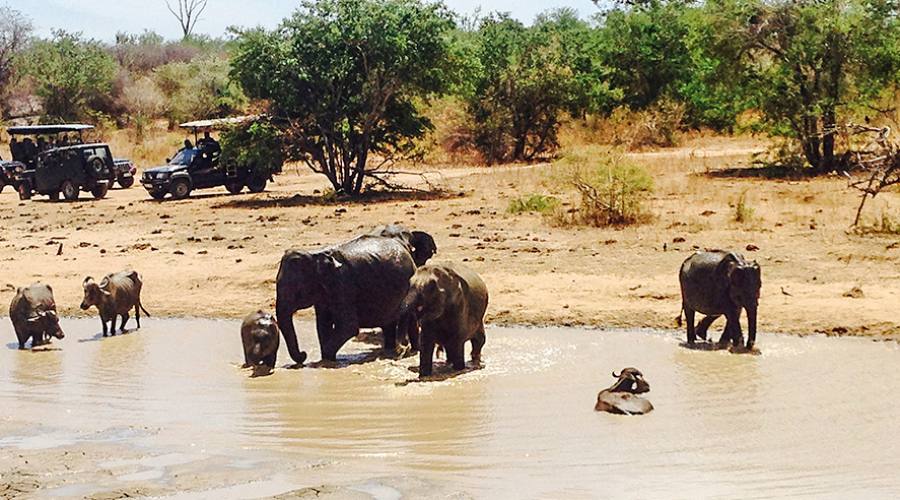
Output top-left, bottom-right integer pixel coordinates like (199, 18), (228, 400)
(0, 135), (897, 340)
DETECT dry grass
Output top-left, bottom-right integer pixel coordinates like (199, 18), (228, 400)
(104, 121), (187, 169)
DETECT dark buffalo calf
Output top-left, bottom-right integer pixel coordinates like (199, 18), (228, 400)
(9, 283), (65, 350)
(81, 270), (150, 336)
(241, 310), (280, 376)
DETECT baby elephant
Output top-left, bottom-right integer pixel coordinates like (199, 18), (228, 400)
(9, 283), (65, 350)
(400, 263), (488, 378)
(81, 270), (150, 336)
(679, 250), (761, 349)
(595, 368), (653, 415)
(241, 310), (280, 375)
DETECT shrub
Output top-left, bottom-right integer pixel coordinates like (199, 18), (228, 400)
(555, 146), (654, 226)
(219, 120), (284, 177)
(733, 191), (755, 223)
(507, 194), (560, 214)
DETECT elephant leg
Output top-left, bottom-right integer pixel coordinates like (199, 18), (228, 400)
(447, 341), (466, 371)
(696, 315), (719, 342)
(120, 312), (129, 332)
(685, 308), (697, 344)
(262, 352), (277, 370)
(382, 321), (398, 353)
(746, 304), (758, 349)
(419, 327), (436, 378)
(470, 327), (486, 364)
(109, 314), (117, 336)
(135, 304), (141, 329)
(315, 308), (336, 361)
(323, 311), (358, 361)
(721, 310), (743, 347)
(405, 317), (419, 352)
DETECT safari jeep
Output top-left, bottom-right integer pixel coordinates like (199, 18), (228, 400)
(8, 124), (134, 201)
(0, 157), (26, 194)
(142, 117), (278, 200)
(16, 143), (113, 201)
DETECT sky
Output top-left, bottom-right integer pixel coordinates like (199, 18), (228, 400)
(7, 0), (599, 42)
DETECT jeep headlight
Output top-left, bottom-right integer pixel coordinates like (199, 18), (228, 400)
(158, 172), (170, 179)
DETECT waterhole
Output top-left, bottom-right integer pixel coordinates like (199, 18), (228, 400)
(1, 318), (898, 498)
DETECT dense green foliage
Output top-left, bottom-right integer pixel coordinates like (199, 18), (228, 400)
(465, 10), (606, 163)
(3, 0), (899, 173)
(23, 31), (117, 121)
(231, 0), (455, 195)
(219, 120), (285, 176)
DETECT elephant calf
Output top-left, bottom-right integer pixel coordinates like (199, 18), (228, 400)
(595, 368), (653, 415)
(81, 270), (150, 336)
(9, 283), (65, 350)
(399, 263), (488, 378)
(679, 250), (761, 349)
(241, 310), (280, 375)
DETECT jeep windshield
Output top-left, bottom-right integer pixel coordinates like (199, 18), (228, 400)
(169, 148), (197, 166)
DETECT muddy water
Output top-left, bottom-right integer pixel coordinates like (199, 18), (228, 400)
(2, 319), (900, 498)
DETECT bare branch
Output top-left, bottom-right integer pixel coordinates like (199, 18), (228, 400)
(164, 0), (209, 38)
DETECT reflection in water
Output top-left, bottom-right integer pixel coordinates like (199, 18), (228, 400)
(1, 319), (900, 497)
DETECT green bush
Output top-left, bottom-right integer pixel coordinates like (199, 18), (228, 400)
(507, 194), (560, 214)
(733, 191), (755, 223)
(555, 146), (654, 226)
(219, 120), (284, 177)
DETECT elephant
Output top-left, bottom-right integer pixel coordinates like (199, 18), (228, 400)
(595, 368), (653, 415)
(275, 231), (428, 365)
(398, 262), (488, 378)
(9, 283), (65, 350)
(369, 224), (437, 267)
(679, 250), (761, 349)
(241, 310), (280, 376)
(80, 270), (150, 336)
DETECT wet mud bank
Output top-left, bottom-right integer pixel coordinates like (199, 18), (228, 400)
(2, 318), (900, 498)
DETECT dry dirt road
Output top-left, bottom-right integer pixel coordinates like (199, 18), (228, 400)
(1, 135), (898, 340)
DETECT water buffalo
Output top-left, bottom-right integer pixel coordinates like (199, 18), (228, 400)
(398, 262), (488, 378)
(9, 283), (65, 350)
(241, 310), (280, 376)
(276, 231), (432, 365)
(595, 368), (653, 415)
(679, 250), (761, 349)
(80, 270), (150, 336)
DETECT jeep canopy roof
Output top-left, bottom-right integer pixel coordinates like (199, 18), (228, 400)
(179, 116), (258, 132)
(7, 124), (94, 135)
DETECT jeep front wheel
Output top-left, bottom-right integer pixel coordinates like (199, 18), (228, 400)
(61, 180), (79, 201)
(91, 183), (109, 199)
(18, 183), (31, 200)
(118, 176), (135, 189)
(170, 179), (191, 200)
(149, 190), (166, 200)
(225, 182), (243, 194)
(247, 176), (267, 193)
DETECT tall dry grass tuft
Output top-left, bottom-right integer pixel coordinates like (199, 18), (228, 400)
(104, 122), (187, 170)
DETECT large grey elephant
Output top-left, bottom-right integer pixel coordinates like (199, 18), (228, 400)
(398, 262), (488, 378)
(679, 250), (761, 349)
(275, 229), (433, 365)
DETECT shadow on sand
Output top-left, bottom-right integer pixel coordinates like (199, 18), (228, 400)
(211, 189), (459, 210)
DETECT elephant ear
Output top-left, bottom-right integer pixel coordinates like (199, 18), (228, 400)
(411, 231), (437, 264)
(313, 252), (343, 279)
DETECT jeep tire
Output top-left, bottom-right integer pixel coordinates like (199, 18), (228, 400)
(91, 182), (109, 199)
(247, 176), (267, 193)
(225, 182), (243, 194)
(61, 180), (79, 201)
(170, 179), (191, 200)
(118, 176), (135, 189)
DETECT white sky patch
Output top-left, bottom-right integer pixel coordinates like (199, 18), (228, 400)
(8, 0), (598, 41)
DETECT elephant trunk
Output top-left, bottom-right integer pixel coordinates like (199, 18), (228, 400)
(276, 298), (307, 365)
(746, 302), (758, 349)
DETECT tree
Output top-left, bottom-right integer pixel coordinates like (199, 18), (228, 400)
(231, 0), (455, 196)
(709, 0), (900, 171)
(23, 31), (117, 121)
(465, 10), (603, 163)
(154, 55), (247, 126)
(0, 4), (32, 113)
(165, 0), (209, 39)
